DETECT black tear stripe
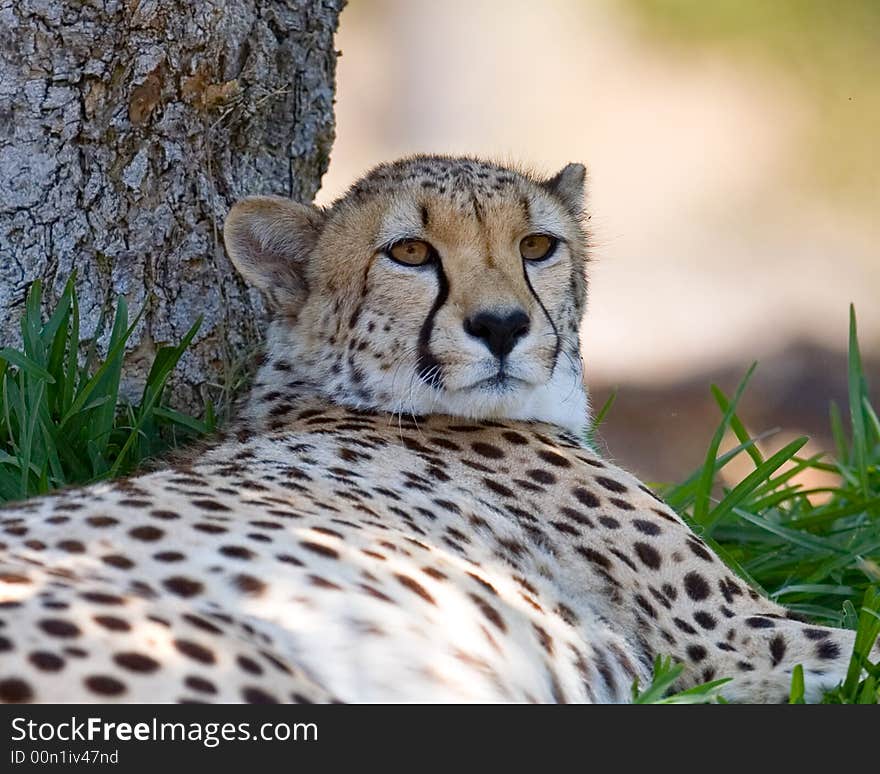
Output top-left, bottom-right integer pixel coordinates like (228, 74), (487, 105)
(348, 259), (374, 328)
(360, 256), (374, 299)
(522, 265), (561, 374)
(416, 260), (450, 389)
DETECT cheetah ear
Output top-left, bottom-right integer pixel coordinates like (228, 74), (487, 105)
(224, 196), (325, 311)
(542, 163), (587, 217)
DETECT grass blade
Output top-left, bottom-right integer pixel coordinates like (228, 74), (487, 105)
(711, 383), (765, 467)
(693, 363), (757, 525)
(0, 349), (56, 384)
(702, 437), (808, 532)
(789, 664), (806, 704)
(847, 305), (869, 497)
(586, 389), (617, 447)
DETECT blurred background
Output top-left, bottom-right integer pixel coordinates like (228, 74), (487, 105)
(317, 0), (880, 484)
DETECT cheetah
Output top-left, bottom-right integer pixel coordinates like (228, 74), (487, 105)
(0, 155), (874, 704)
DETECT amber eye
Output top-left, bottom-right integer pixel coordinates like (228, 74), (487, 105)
(520, 234), (557, 261)
(388, 239), (433, 266)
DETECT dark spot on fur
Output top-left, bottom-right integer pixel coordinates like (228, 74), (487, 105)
(471, 442), (505, 459)
(84, 675), (126, 696)
(395, 573), (435, 605)
(39, 619), (80, 638)
(243, 687), (279, 704)
(233, 574), (266, 595)
(572, 487), (600, 507)
(114, 652), (160, 673)
(537, 450), (570, 468)
(686, 644), (707, 663)
(130, 526), (164, 541)
(595, 476), (627, 493)
(634, 542), (662, 570)
(0, 678), (33, 702)
(29, 651), (65, 671)
(693, 611), (717, 630)
(816, 639), (841, 660)
(469, 593), (507, 631)
(174, 639), (215, 664)
(769, 635), (787, 666)
(683, 572), (710, 601)
(299, 541), (339, 559)
(94, 616), (130, 632)
(163, 577), (203, 598)
(633, 519), (661, 536)
(527, 469), (556, 485)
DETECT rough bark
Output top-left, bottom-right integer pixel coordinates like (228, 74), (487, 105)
(0, 0), (344, 411)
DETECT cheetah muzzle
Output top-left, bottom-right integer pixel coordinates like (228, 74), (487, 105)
(0, 156), (873, 704)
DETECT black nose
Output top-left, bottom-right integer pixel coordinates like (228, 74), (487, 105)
(463, 309), (531, 359)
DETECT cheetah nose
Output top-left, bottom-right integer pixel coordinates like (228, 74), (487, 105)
(463, 309), (531, 359)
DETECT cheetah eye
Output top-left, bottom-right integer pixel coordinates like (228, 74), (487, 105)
(387, 239), (433, 267)
(520, 234), (557, 262)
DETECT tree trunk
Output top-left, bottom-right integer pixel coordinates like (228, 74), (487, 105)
(0, 0), (344, 412)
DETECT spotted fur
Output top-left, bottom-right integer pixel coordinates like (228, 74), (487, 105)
(0, 156), (873, 703)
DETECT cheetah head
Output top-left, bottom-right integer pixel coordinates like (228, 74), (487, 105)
(224, 156), (590, 434)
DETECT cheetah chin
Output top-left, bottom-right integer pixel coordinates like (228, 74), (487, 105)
(436, 361), (590, 437)
(0, 155), (873, 704)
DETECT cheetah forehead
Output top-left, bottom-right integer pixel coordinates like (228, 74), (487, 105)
(332, 155), (581, 241)
(336, 155), (533, 204)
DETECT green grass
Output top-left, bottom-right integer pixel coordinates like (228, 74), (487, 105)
(632, 656), (730, 704)
(661, 306), (879, 624)
(634, 304), (879, 703)
(0, 276), (213, 503)
(635, 586), (880, 705)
